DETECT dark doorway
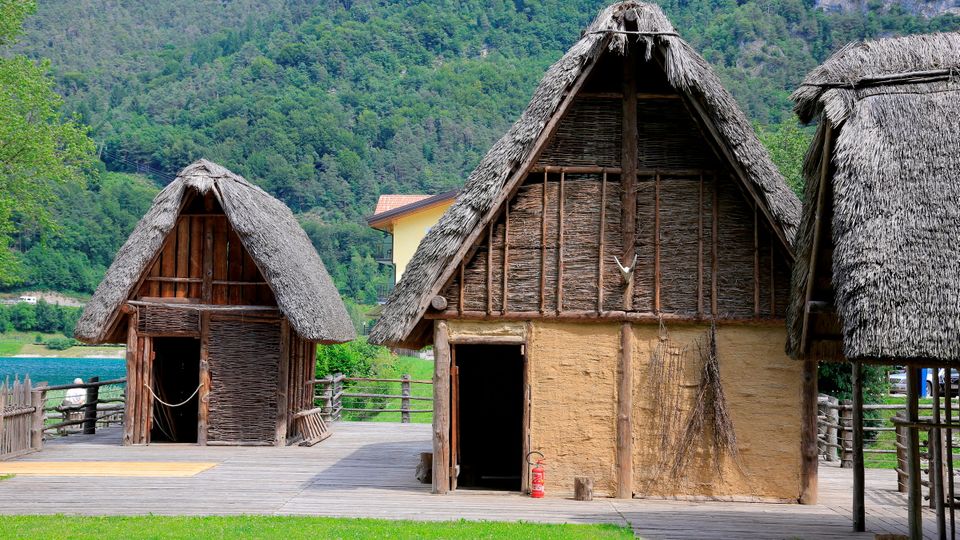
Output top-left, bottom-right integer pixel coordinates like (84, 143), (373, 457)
(150, 337), (200, 443)
(453, 344), (524, 490)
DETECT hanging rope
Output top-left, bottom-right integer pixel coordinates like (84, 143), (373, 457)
(143, 383), (202, 408)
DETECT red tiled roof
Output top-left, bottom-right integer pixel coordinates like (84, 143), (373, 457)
(373, 195), (432, 216)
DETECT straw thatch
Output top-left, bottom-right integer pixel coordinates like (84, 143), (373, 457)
(370, 1), (799, 347)
(75, 159), (355, 344)
(787, 32), (960, 362)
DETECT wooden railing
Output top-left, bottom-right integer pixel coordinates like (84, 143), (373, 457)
(313, 373), (433, 423)
(818, 393), (958, 502)
(39, 377), (126, 436)
(1, 376), (44, 459)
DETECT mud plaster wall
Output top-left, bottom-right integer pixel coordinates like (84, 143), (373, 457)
(632, 324), (802, 500)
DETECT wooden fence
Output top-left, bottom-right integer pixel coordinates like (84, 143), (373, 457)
(0, 376), (44, 460)
(818, 393), (957, 506)
(41, 377), (126, 436)
(314, 373), (433, 423)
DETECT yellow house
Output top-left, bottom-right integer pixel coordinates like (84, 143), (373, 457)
(368, 191), (457, 284)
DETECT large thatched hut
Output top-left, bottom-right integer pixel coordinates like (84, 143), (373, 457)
(76, 159), (354, 446)
(371, 2), (811, 501)
(788, 33), (960, 536)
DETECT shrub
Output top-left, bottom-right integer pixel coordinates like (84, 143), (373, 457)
(45, 337), (77, 350)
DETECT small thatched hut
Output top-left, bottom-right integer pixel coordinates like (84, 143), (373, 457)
(788, 33), (960, 536)
(371, 2), (811, 501)
(76, 159), (354, 446)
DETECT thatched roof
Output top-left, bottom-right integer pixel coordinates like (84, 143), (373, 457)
(787, 32), (960, 362)
(76, 159), (355, 344)
(370, 1), (800, 348)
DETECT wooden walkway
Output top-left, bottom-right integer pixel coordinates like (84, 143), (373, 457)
(0, 422), (941, 539)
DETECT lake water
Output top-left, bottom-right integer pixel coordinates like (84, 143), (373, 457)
(0, 357), (126, 386)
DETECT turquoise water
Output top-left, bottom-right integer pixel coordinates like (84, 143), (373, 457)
(0, 357), (125, 386)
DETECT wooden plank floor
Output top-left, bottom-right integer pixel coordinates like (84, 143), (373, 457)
(0, 422), (944, 539)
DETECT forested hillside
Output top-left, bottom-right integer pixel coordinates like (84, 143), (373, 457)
(10, 0), (960, 303)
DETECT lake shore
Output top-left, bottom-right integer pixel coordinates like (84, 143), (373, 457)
(12, 344), (124, 359)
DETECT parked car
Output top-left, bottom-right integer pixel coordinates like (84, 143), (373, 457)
(888, 369), (907, 394)
(927, 368), (959, 397)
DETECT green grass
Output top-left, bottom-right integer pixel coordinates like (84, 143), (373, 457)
(0, 340), (21, 356)
(862, 394), (957, 469)
(0, 331), (123, 358)
(341, 355), (435, 424)
(0, 475), (12, 481)
(0, 516), (633, 539)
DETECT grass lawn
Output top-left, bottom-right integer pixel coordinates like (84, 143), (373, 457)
(0, 339), (21, 356)
(0, 516), (633, 539)
(342, 355), (435, 424)
(862, 394), (958, 469)
(0, 331), (123, 358)
(0, 475), (12, 481)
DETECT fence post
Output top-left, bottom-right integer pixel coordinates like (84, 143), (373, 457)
(334, 373), (343, 421)
(30, 387), (45, 450)
(0, 382), (6, 452)
(320, 375), (333, 422)
(841, 400), (853, 468)
(401, 374), (411, 424)
(82, 376), (100, 435)
(827, 396), (840, 462)
(896, 411), (908, 493)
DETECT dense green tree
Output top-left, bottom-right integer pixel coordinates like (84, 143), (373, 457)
(32, 299), (62, 333)
(8, 302), (36, 332)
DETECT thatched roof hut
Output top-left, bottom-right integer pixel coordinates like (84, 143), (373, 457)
(370, 0), (800, 349)
(77, 159), (353, 447)
(787, 32), (960, 363)
(368, 1), (812, 503)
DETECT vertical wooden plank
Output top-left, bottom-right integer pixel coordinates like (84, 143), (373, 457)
(123, 311), (138, 446)
(617, 321), (633, 499)
(502, 204), (509, 313)
(433, 320), (451, 494)
(228, 229), (244, 305)
(242, 249), (260, 305)
(800, 123), (833, 354)
(800, 357), (818, 504)
(556, 171), (565, 314)
(160, 226), (177, 298)
(148, 251), (161, 297)
(711, 174), (719, 317)
(486, 223), (493, 315)
(132, 337), (144, 444)
(653, 173), (661, 314)
(276, 319), (290, 446)
(458, 262), (465, 316)
(189, 216), (203, 298)
(197, 312), (210, 445)
(449, 352), (458, 491)
(597, 171), (607, 314)
(852, 361), (865, 530)
(697, 174), (704, 318)
(907, 366), (923, 539)
(202, 218), (214, 303)
(621, 50), (638, 312)
(143, 338), (153, 443)
(540, 170), (548, 314)
(770, 238), (776, 317)
(753, 206), (760, 317)
(175, 217), (190, 298)
(931, 368), (947, 538)
(522, 321), (533, 494)
(213, 218), (229, 304)
(30, 387), (44, 450)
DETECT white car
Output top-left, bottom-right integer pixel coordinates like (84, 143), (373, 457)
(927, 368), (959, 397)
(888, 369), (907, 394)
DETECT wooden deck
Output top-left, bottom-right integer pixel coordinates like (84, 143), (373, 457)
(0, 422), (942, 539)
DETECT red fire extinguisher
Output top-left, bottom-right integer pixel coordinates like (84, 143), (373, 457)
(527, 451), (545, 498)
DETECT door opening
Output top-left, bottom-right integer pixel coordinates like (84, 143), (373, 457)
(453, 344), (524, 491)
(150, 337), (200, 443)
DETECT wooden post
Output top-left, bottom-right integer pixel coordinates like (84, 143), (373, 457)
(401, 374), (411, 424)
(123, 311), (138, 446)
(0, 384), (5, 451)
(617, 322), (633, 499)
(621, 45), (637, 312)
(197, 312), (211, 446)
(799, 123), (832, 354)
(946, 389), (956, 539)
(30, 387), (45, 450)
(827, 395), (840, 462)
(597, 171), (607, 314)
(753, 206), (760, 317)
(800, 357), (818, 504)
(540, 170), (548, 314)
(82, 376), (100, 435)
(320, 375), (333, 421)
(711, 174), (719, 317)
(852, 361), (865, 532)
(932, 370), (947, 538)
(556, 171), (564, 314)
(697, 174), (704, 317)
(840, 400), (853, 468)
(503, 204), (510, 313)
(486, 223), (493, 314)
(896, 412), (908, 493)
(653, 173), (661, 313)
(907, 366), (924, 539)
(574, 477), (594, 501)
(276, 318), (290, 446)
(433, 320), (451, 494)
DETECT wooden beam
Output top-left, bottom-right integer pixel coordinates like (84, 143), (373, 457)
(621, 48), (638, 311)
(432, 320), (451, 494)
(457, 262), (464, 316)
(617, 322), (633, 499)
(597, 171), (607, 313)
(530, 165), (710, 176)
(852, 361), (865, 530)
(201, 217), (214, 303)
(907, 366), (923, 538)
(197, 312), (210, 446)
(122, 311), (138, 446)
(711, 174), (719, 317)
(557, 171), (565, 313)
(579, 91), (681, 100)
(540, 170), (548, 314)
(770, 237), (776, 316)
(800, 357), (818, 504)
(697, 174), (704, 317)
(522, 321), (533, 494)
(653, 173), (661, 313)
(799, 123), (832, 356)
(502, 204), (509, 313)
(753, 206), (760, 317)
(428, 309), (786, 326)
(276, 319), (290, 447)
(932, 366), (947, 539)
(486, 223), (493, 315)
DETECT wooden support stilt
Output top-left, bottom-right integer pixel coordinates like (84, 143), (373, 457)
(711, 174), (719, 317)
(800, 357), (818, 504)
(697, 174), (704, 318)
(486, 223), (493, 315)
(932, 369), (947, 539)
(907, 366), (923, 539)
(276, 319), (290, 446)
(621, 46), (638, 312)
(197, 312), (210, 446)
(540, 171), (548, 314)
(617, 321), (633, 499)
(653, 173), (661, 314)
(502, 204), (509, 313)
(852, 361), (865, 531)
(557, 171), (565, 314)
(753, 206), (760, 317)
(122, 310), (138, 446)
(946, 383), (957, 539)
(597, 171), (607, 314)
(770, 237), (776, 316)
(433, 320), (451, 494)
